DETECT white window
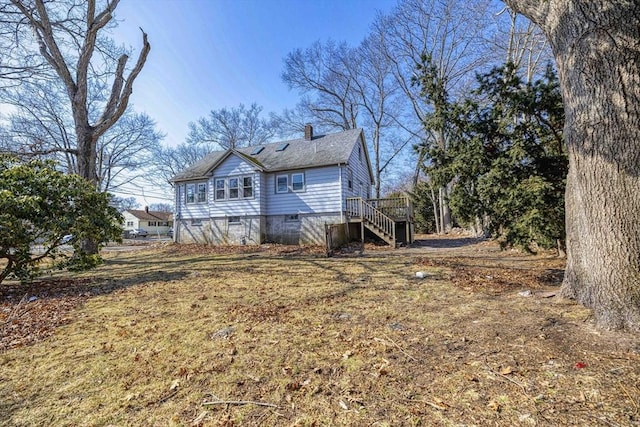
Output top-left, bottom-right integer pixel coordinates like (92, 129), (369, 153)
(187, 182), (207, 204)
(215, 179), (225, 200)
(347, 170), (353, 190)
(149, 221), (157, 227)
(228, 216), (241, 224)
(243, 176), (253, 198)
(215, 175), (254, 200)
(229, 177), (239, 199)
(276, 175), (288, 193)
(191, 219), (202, 226)
(291, 173), (305, 192)
(197, 183), (207, 203)
(186, 184), (195, 204)
(126, 221), (134, 227)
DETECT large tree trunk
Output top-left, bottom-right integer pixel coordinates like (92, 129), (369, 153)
(506, 0), (640, 331)
(76, 128), (100, 255)
(430, 186), (440, 234)
(438, 187), (452, 234)
(76, 128), (98, 186)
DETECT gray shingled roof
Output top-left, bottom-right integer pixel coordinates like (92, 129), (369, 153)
(172, 128), (365, 182)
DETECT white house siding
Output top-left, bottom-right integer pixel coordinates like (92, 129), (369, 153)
(122, 211), (140, 229)
(210, 154), (262, 217)
(176, 181), (210, 219)
(347, 135), (373, 199)
(262, 165), (344, 245)
(265, 165), (343, 215)
(258, 173), (267, 214)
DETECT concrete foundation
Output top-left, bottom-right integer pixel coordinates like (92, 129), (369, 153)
(177, 216), (265, 245)
(265, 213), (344, 245)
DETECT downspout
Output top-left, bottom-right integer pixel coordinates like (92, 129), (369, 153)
(338, 163), (344, 223)
(175, 184), (181, 242)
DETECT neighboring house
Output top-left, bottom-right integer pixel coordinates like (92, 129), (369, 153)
(122, 208), (173, 236)
(172, 125), (413, 246)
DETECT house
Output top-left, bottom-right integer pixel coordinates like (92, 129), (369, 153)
(122, 208), (173, 236)
(172, 125), (413, 246)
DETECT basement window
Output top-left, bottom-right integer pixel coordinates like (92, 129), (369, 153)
(228, 216), (241, 224)
(285, 214), (299, 222)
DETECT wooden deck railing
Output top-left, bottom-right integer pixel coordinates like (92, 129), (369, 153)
(346, 197), (396, 245)
(367, 197), (412, 219)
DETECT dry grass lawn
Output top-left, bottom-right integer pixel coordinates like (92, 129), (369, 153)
(1, 237), (639, 426)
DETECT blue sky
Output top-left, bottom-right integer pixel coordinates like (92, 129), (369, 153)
(112, 0), (398, 147)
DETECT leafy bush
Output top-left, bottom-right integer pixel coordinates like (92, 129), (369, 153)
(0, 156), (122, 283)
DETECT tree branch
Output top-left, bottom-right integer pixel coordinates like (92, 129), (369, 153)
(95, 28), (150, 137)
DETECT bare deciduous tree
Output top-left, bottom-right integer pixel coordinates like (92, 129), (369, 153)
(490, 7), (552, 82)
(2, 0), (150, 186)
(111, 195), (140, 212)
(374, 0), (493, 233)
(148, 203), (172, 213)
(96, 112), (164, 192)
(1, 0), (150, 254)
(2, 80), (163, 193)
(187, 103), (275, 149)
(349, 34), (408, 198)
(149, 142), (218, 189)
(282, 40), (359, 131)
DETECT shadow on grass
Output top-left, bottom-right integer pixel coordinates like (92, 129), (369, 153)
(0, 268), (189, 302)
(414, 237), (484, 249)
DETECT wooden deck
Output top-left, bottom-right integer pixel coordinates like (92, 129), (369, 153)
(345, 197), (414, 246)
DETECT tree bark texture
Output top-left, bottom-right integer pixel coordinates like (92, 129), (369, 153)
(506, 0), (640, 331)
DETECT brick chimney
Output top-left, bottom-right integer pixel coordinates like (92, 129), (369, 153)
(304, 123), (313, 141)
(145, 206), (149, 213)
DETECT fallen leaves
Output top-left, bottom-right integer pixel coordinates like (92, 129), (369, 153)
(0, 278), (94, 351)
(3, 238), (640, 427)
(500, 366), (516, 375)
(416, 252), (565, 295)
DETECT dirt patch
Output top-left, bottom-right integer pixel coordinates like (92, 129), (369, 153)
(1, 237), (639, 426)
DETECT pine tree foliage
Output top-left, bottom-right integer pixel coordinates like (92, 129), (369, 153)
(425, 63), (566, 251)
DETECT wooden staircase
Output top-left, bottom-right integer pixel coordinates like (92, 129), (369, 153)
(346, 198), (397, 246)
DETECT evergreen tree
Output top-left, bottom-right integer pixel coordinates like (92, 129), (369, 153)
(427, 63), (566, 252)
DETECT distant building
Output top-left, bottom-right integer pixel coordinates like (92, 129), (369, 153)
(122, 208), (173, 236)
